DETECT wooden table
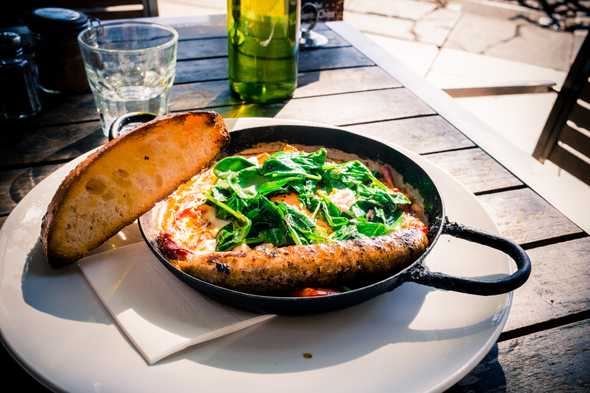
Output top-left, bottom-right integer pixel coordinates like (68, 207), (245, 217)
(1, 15), (589, 392)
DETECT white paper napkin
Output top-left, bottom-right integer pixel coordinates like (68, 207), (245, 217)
(78, 242), (274, 365)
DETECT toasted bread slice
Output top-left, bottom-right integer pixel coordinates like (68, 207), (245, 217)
(41, 111), (229, 267)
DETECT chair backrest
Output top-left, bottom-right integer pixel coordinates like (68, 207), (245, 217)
(533, 33), (590, 184)
(34, 0), (159, 19)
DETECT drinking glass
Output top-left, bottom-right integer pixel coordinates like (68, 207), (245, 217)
(78, 22), (178, 136)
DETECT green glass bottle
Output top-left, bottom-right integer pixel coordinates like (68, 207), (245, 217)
(227, 0), (300, 103)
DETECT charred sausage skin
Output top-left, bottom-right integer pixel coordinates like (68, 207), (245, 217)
(172, 228), (428, 294)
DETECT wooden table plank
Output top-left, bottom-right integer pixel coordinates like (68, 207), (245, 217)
(175, 46), (374, 84)
(449, 319), (590, 392)
(0, 122), (103, 169)
(171, 17), (330, 41)
(219, 89), (434, 125)
(424, 149), (523, 194)
(478, 188), (583, 245)
(29, 63), (391, 129)
(177, 30), (350, 60)
(0, 165), (62, 215)
(2, 67), (402, 168)
(344, 116), (475, 155)
(170, 66), (400, 113)
(504, 236), (590, 332)
(170, 16), (227, 40)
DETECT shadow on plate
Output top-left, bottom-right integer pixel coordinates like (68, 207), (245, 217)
(160, 282), (505, 374)
(20, 233), (132, 325)
(446, 344), (507, 392)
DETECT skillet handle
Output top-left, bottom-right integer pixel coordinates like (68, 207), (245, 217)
(109, 112), (157, 140)
(408, 219), (531, 295)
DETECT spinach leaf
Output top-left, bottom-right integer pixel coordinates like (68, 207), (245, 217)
(245, 228), (290, 247)
(330, 224), (361, 241)
(213, 156), (256, 178)
(261, 148), (326, 180)
(356, 184), (411, 208)
(355, 218), (389, 237)
(316, 192), (349, 228)
(216, 221), (251, 251)
(322, 160), (375, 190)
(207, 191), (252, 251)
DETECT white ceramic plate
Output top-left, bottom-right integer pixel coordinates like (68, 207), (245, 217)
(0, 118), (511, 393)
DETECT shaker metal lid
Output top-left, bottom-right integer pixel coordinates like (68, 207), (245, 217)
(30, 7), (90, 34)
(0, 32), (23, 58)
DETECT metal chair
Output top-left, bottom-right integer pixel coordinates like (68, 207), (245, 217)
(440, 31), (590, 185)
(532, 32), (590, 184)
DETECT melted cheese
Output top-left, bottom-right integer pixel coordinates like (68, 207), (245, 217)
(204, 205), (230, 234)
(328, 188), (356, 212)
(160, 169), (226, 252)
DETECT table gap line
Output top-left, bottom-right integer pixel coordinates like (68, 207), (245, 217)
(174, 64), (379, 85)
(419, 145), (478, 156)
(519, 231), (588, 250)
(472, 184), (528, 196)
(173, 77), (229, 86)
(295, 64), (377, 74)
(175, 44), (355, 63)
(31, 118), (100, 130)
(177, 55), (227, 62)
(178, 35), (227, 42)
(171, 86), (404, 112)
(338, 113), (437, 127)
(499, 309), (590, 342)
(0, 158), (73, 172)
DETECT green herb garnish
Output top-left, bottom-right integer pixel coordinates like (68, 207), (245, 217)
(208, 148), (411, 251)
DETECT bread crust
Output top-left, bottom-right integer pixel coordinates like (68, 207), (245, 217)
(42, 111), (229, 267)
(171, 228), (429, 294)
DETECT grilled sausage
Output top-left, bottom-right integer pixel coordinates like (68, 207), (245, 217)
(170, 228), (428, 294)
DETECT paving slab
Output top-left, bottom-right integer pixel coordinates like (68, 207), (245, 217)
(485, 24), (573, 71)
(413, 6), (462, 46)
(343, 11), (416, 41)
(445, 12), (519, 53)
(427, 48), (566, 90)
(365, 33), (439, 76)
(455, 92), (558, 154)
(344, 0), (437, 21)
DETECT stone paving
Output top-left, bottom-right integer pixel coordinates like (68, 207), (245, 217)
(342, 0), (581, 72)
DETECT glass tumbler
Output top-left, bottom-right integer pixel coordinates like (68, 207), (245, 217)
(78, 22), (178, 136)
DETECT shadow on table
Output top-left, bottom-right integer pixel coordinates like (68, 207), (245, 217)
(216, 73), (322, 120)
(446, 344), (507, 393)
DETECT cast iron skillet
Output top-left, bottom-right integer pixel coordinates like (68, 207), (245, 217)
(113, 113), (532, 315)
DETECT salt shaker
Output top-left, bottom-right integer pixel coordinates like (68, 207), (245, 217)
(0, 32), (42, 120)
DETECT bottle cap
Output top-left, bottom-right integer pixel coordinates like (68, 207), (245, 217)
(30, 7), (90, 35)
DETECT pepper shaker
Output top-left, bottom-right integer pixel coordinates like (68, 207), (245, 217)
(0, 32), (42, 120)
